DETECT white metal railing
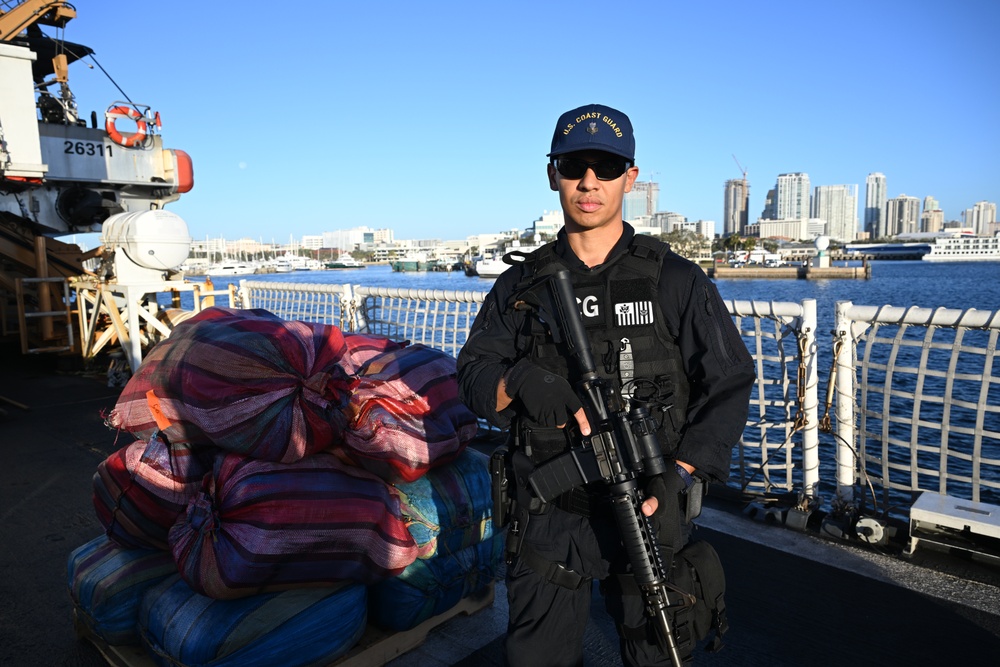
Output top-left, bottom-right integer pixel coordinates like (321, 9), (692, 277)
(833, 302), (1000, 518)
(234, 280), (1000, 521)
(241, 281), (351, 327)
(725, 299), (818, 503)
(238, 280), (817, 503)
(352, 286), (487, 359)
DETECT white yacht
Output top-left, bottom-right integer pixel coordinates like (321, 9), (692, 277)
(205, 261), (256, 276)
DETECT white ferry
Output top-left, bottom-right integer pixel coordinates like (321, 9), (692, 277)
(922, 233), (1000, 262)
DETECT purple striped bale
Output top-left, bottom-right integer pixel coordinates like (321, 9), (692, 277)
(169, 451), (418, 600)
(139, 575), (366, 667)
(105, 308), (239, 446)
(340, 344), (479, 483)
(395, 448), (495, 559)
(67, 535), (177, 645)
(93, 433), (212, 551)
(368, 534), (503, 632)
(114, 307), (358, 463)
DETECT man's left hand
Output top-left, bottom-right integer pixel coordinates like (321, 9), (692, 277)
(641, 462), (695, 517)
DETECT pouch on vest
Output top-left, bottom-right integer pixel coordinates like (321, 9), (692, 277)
(611, 537), (728, 656)
(671, 539), (727, 653)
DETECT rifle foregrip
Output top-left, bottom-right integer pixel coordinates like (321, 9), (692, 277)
(610, 493), (665, 585)
(610, 490), (683, 666)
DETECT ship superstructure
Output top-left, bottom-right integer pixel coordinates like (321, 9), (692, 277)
(0, 1), (195, 368)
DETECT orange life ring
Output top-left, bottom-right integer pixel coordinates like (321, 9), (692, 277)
(105, 106), (148, 147)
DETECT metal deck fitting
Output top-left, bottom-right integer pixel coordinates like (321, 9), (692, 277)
(907, 491), (1000, 561)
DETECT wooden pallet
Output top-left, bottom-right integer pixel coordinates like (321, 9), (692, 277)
(332, 584), (495, 667)
(76, 584), (495, 667)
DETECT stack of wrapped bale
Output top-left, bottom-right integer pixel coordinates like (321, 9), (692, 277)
(70, 306), (492, 665)
(370, 447), (501, 631)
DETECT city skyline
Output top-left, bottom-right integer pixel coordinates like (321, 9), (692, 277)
(53, 2), (1000, 242)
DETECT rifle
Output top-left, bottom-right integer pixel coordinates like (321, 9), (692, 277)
(520, 268), (685, 666)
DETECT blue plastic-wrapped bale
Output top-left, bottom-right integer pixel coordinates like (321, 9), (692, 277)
(395, 448), (494, 559)
(368, 533), (503, 631)
(67, 535), (177, 645)
(139, 575), (366, 667)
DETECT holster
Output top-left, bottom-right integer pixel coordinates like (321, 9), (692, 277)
(489, 446), (511, 529)
(685, 477), (706, 523)
(492, 443), (550, 565)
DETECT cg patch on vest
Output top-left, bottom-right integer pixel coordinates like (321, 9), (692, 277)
(574, 284), (605, 326)
(614, 300), (654, 326)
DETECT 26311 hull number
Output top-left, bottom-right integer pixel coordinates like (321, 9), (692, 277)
(64, 140), (113, 157)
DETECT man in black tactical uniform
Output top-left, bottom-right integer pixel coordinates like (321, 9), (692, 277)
(457, 103), (755, 666)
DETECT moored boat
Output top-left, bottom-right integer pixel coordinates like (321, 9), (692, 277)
(205, 261), (256, 276)
(391, 251), (431, 272)
(474, 240), (544, 278)
(326, 255), (366, 269)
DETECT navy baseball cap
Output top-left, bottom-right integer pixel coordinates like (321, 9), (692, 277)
(548, 104), (635, 161)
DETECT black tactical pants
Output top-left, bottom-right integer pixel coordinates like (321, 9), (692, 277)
(504, 503), (689, 667)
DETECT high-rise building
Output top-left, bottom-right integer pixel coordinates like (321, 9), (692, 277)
(885, 194), (921, 237)
(624, 180), (659, 222)
(652, 211), (686, 234)
(865, 173), (888, 238)
(812, 185), (859, 243)
(723, 178), (749, 236)
(760, 188), (777, 220)
(963, 201), (997, 235)
(775, 173), (810, 221)
(921, 197), (944, 233)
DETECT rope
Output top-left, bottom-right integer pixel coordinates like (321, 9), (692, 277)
(740, 325), (809, 494)
(85, 53), (141, 116)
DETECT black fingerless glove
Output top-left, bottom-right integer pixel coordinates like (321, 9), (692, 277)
(504, 359), (582, 427)
(643, 467), (689, 551)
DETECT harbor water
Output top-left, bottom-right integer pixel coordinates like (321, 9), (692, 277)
(188, 260), (1000, 317)
(182, 260), (1000, 507)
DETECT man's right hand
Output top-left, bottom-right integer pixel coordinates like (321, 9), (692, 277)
(503, 360), (590, 435)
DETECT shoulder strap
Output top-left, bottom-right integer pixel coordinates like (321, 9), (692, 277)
(625, 234), (669, 280)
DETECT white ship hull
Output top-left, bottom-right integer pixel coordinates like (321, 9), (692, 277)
(922, 234), (1000, 262)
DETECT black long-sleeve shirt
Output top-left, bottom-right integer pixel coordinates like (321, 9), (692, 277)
(457, 223), (755, 482)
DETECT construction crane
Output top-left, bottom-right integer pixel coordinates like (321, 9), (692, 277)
(729, 156), (750, 238)
(732, 154), (748, 182)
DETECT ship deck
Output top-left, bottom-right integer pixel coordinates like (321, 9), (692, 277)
(1, 343), (999, 667)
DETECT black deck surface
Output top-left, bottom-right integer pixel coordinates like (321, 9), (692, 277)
(2, 343), (998, 667)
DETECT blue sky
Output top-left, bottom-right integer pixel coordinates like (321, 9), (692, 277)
(60, 0), (999, 243)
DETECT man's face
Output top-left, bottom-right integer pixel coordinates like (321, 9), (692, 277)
(548, 151), (639, 232)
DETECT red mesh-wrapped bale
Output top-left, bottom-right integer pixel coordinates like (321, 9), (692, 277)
(92, 432), (212, 550)
(112, 307), (357, 463)
(342, 332), (406, 374)
(340, 343), (479, 484)
(169, 451), (418, 600)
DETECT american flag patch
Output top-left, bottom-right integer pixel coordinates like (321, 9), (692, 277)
(615, 301), (653, 326)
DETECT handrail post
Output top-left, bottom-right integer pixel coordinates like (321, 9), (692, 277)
(800, 298), (820, 500)
(834, 300), (856, 506)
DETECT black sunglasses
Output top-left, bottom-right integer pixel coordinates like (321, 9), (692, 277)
(552, 156), (632, 181)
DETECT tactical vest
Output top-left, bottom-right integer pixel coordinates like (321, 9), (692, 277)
(510, 234), (690, 463)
